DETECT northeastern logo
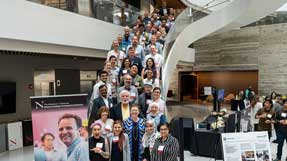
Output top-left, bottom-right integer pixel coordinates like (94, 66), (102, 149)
(35, 101), (44, 109)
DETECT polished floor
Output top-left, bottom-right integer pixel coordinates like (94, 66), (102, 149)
(0, 103), (286, 161)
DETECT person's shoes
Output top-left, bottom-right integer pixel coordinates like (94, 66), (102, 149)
(272, 139), (279, 143)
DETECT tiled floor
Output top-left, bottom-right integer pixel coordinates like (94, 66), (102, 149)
(0, 102), (286, 161)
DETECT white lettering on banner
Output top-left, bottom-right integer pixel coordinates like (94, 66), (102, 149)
(35, 101), (44, 109)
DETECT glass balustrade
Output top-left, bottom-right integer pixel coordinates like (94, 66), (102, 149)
(27, 0), (141, 26)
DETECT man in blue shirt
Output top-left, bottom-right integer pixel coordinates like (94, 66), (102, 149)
(126, 36), (145, 66)
(58, 113), (89, 161)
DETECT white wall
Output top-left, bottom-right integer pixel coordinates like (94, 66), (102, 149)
(0, 0), (123, 56)
(0, 38), (107, 58)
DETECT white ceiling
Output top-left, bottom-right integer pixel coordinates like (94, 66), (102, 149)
(188, 0), (287, 12)
(277, 2), (287, 11)
(187, 0), (233, 11)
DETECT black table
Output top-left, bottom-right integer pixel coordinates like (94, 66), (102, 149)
(191, 129), (223, 160)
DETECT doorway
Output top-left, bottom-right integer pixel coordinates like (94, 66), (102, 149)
(180, 72), (198, 102)
(34, 70), (55, 96)
(34, 69), (98, 96)
(55, 69), (80, 95)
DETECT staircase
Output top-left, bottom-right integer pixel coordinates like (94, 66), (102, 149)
(162, 0), (287, 100)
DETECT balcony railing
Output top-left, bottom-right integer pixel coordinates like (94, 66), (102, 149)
(27, 0), (141, 26)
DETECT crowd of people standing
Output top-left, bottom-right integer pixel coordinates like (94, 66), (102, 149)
(88, 5), (179, 161)
(241, 87), (287, 161)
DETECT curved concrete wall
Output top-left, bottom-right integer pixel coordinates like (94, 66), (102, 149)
(162, 0), (286, 99)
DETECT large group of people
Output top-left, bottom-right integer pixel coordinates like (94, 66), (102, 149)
(34, 4), (179, 161)
(239, 87), (287, 161)
(87, 5), (179, 161)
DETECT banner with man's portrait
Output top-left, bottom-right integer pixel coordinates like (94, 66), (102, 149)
(30, 94), (89, 161)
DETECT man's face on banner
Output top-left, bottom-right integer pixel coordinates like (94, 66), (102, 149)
(58, 118), (79, 147)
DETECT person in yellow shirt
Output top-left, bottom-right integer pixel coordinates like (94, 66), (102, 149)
(110, 90), (131, 121)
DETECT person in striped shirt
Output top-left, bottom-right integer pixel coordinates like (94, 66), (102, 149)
(151, 122), (179, 161)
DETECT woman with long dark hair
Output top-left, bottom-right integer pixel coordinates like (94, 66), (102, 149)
(119, 58), (131, 76)
(141, 58), (158, 79)
(143, 69), (160, 89)
(108, 120), (131, 161)
(118, 58), (132, 83)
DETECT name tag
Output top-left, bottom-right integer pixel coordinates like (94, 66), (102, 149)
(130, 92), (136, 97)
(149, 143), (154, 151)
(158, 145), (164, 153)
(267, 114), (272, 119)
(119, 54), (124, 59)
(96, 143), (103, 148)
(146, 99), (152, 105)
(113, 136), (119, 142)
(135, 82), (139, 86)
(281, 113), (287, 118)
(163, 9), (167, 14)
(123, 70), (127, 74)
(104, 125), (112, 131)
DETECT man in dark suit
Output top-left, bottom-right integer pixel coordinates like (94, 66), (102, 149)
(110, 90), (131, 121)
(88, 85), (114, 127)
(158, 0), (170, 16)
(139, 82), (153, 118)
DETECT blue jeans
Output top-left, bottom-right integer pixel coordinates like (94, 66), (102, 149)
(276, 131), (287, 160)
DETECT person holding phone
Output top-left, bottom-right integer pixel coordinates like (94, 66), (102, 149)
(255, 100), (275, 139)
(89, 123), (109, 161)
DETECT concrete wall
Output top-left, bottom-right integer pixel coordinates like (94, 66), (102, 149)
(0, 53), (104, 123)
(193, 23), (287, 96)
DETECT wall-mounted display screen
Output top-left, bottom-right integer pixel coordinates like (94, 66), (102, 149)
(0, 82), (16, 114)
